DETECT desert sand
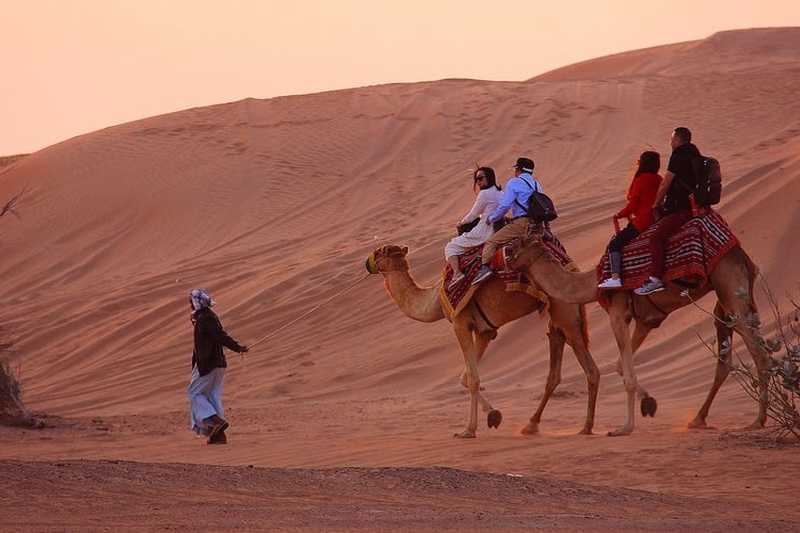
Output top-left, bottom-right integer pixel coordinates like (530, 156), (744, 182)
(1, 28), (799, 532)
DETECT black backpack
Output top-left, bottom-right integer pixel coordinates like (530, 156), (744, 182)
(691, 156), (722, 206)
(516, 176), (558, 222)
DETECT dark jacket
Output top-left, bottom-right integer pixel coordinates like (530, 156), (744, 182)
(191, 307), (244, 376)
(663, 142), (701, 214)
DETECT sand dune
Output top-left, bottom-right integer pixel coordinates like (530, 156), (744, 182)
(1, 28), (799, 530)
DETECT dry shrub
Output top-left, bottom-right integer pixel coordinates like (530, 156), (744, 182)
(714, 281), (800, 440)
(0, 336), (40, 427)
(0, 188), (40, 427)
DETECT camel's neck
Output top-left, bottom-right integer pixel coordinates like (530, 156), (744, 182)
(526, 255), (597, 304)
(381, 270), (445, 323)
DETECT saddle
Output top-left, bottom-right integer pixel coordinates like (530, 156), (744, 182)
(597, 209), (739, 305)
(442, 234), (576, 318)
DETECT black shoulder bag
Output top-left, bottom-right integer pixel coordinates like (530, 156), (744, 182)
(516, 177), (558, 222)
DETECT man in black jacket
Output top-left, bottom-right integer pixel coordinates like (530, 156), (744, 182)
(188, 289), (249, 444)
(635, 127), (701, 295)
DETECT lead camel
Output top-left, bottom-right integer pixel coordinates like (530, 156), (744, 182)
(366, 244), (600, 438)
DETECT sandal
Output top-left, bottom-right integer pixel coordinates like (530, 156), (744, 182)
(207, 419), (229, 442)
(207, 429), (227, 444)
(448, 273), (465, 289)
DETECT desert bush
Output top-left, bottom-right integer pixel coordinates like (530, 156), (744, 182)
(732, 282), (800, 439)
(0, 188), (39, 427)
(0, 354), (22, 417)
(0, 336), (39, 426)
(695, 281), (800, 439)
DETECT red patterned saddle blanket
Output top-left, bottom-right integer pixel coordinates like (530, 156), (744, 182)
(441, 234), (575, 318)
(596, 209), (739, 295)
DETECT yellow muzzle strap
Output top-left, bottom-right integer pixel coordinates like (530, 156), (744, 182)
(365, 253), (378, 274)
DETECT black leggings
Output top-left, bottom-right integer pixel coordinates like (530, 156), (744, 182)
(606, 222), (640, 275)
(607, 222), (640, 253)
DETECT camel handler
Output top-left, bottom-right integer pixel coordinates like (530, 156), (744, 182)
(473, 157), (543, 285)
(187, 289), (249, 445)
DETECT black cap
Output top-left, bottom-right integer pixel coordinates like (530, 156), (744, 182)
(513, 157), (534, 173)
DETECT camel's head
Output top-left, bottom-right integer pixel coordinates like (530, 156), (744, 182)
(365, 244), (410, 274)
(505, 235), (548, 272)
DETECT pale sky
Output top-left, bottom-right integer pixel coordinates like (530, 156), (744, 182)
(2, 0), (799, 155)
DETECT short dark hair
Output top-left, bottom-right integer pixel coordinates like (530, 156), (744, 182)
(673, 127), (692, 143)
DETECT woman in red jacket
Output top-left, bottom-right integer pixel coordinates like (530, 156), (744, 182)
(598, 151), (663, 289)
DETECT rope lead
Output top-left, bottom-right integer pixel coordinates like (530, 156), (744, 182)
(248, 272), (371, 349)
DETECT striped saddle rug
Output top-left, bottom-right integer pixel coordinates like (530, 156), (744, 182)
(441, 233), (575, 318)
(596, 209), (739, 296)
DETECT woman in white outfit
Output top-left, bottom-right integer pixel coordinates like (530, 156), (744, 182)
(445, 166), (504, 288)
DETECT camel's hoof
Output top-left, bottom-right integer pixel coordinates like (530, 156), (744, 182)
(487, 409), (503, 429)
(640, 397), (657, 417)
(520, 423), (539, 436)
(687, 417), (708, 429)
(607, 427), (632, 437)
(578, 427), (593, 436)
(744, 420), (766, 431)
(454, 430), (477, 438)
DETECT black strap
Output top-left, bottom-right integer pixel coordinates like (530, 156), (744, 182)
(472, 299), (499, 330)
(515, 176), (540, 211)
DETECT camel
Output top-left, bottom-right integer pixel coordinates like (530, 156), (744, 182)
(505, 235), (769, 436)
(366, 244), (600, 438)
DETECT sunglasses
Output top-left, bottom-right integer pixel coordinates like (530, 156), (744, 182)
(475, 175), (487, 181)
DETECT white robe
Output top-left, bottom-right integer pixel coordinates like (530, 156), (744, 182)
(188, 365), (226, 435)
(445, 186), (504, 258)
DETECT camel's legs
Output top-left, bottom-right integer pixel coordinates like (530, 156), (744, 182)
(735, 324), (769, 429)
(522, 323), (565, 435)
(452, 321), (495, 438)
(689, 302), (733, 429)
(614, 320), (653, 400)
(699, 248), (769, 429)
(457, 343), (505, 433)
(608, 298), (637, 436)
(630, 321), (654, 400)
(731, 315), (769, 429)
(630, 320), (652, 353)
(568, 327), (601, 436)
(689, 298), (768, 430)
(522, 299), (600, 436)
(546, 300), (601, 435)
(459, 372), (494, 415)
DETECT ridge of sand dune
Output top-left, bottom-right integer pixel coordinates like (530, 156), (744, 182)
(532, 27), (800, 82)
(1, 27), (799, 530)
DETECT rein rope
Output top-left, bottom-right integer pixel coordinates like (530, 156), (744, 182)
(247, 272), (371, 350)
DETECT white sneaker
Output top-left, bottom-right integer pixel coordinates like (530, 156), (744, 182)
(598, 277), (622, 289)
(634, 277), (665, 295)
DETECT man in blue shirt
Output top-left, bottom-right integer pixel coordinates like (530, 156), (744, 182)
(473, 157), (543, 285)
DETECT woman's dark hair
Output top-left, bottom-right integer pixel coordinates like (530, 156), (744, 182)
(635, 151), (660, 176)
(474, 166), (501, 192)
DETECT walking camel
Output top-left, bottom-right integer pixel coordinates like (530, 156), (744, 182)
(366, 244), (600, 438)
(505, 235), (769, 436)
